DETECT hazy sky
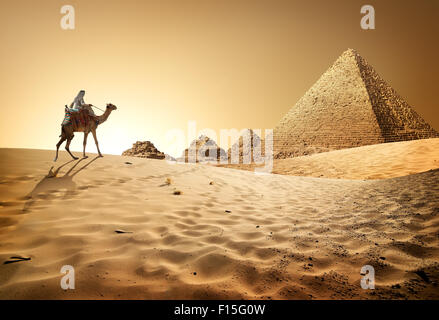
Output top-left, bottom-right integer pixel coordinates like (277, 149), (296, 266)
(1, 0), (438, 157)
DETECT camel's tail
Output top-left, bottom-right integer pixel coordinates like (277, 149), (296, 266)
(59, 125), (66, 138)
(59, 125), (74, 139)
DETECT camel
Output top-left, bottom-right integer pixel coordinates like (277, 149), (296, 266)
(54, 103), (117, 162)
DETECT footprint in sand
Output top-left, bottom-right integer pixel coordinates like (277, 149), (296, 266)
(4, 256), (31, 264)
(114, 229), (133, 234)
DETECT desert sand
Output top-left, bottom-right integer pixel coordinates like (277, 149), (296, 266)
(0, 147), (438, 299)
(220, 138), (439, 180)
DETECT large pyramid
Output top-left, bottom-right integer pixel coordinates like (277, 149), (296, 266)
(273, 48), (439, 158)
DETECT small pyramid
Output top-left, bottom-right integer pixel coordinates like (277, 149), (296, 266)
(122, 141), (166, 159)
(179, 135), (227, 162)
(227, 129), (264, 163)
(273, 48), (439, 158)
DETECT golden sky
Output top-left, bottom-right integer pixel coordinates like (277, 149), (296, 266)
(1, 0), (438, 157)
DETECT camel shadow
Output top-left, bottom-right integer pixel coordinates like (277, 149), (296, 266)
(23, 156), (101, 212)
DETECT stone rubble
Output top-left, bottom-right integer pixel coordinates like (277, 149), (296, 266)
(122, 141), (166, 160)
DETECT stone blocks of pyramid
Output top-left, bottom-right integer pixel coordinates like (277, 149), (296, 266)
(273, 49), (439, 158)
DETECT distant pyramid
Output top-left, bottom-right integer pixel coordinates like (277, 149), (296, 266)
(179, 135), (227, 163)
(273, 48), (439, 158)
(122, 141), (167, 159)
(227, 129), (264, 163)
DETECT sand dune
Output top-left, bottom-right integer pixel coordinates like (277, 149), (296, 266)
(0, 148), (438, 299)
(221, 138), (439, 180)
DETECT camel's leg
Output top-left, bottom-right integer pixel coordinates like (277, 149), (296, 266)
(91, 129), (103, 157)
(83, 132), (89, 158)
(65, 136), (79, 160)
(54, 136), (66, 162)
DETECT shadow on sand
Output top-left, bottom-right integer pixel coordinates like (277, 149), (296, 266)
(23, 156), (101, 212)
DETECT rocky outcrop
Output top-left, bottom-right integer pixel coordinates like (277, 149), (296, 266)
(122, 141), (166, 159)
(179, 135), (227, 163)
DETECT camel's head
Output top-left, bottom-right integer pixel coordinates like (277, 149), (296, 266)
(106, 103), (117, 111)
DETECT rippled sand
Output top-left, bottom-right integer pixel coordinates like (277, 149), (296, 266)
(221, 138), (439, 180)
(0, 148), (438, 299)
